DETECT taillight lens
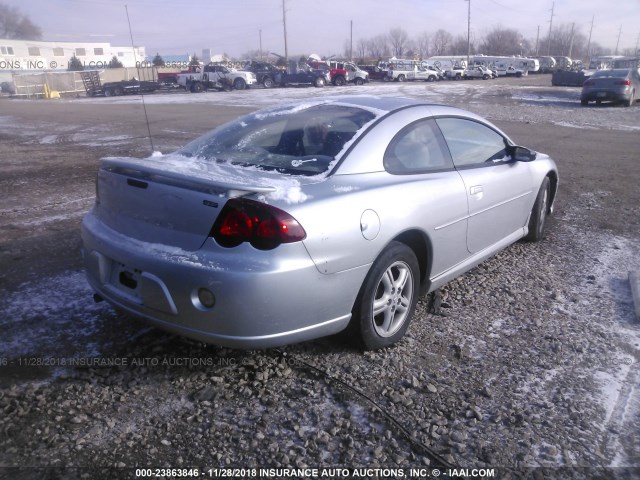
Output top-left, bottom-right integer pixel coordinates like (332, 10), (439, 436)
(211, 198), (306, 250)
(614, 79), (631, 86)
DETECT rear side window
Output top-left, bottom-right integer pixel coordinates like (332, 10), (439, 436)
(384, 119), (452, 174)
(436, 117), (508, 167)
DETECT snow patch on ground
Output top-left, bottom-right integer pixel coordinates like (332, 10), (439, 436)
(0, 271), (113, 359)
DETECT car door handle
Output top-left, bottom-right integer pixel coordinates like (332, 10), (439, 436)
(470, 185), (483, 195)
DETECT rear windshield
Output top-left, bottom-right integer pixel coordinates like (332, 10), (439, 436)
(177, 104), (376, 176)
(592, 69), (629, 78)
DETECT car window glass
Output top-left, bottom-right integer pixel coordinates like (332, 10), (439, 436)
(178, 105), (375, 176)
(436, 117), (508, 167)
(384, 119), (452, 174)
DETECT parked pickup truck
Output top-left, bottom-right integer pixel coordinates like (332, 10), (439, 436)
(444, 66), (465, 80)
(327, 61), (369, 86)
(177, 64), (257, 92)
(386, 60), (416, 82)
(280, 62), (329, 87)
(407, 65), (442, 82)
(359, 64), (388, 81)
(463, 66), (494, 80)
(495, 63), (527, 77)
(242, 61), (282, 88)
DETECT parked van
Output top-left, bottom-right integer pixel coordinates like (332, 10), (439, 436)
(472, 55), (539, 73)
(536, 56), (557, 73)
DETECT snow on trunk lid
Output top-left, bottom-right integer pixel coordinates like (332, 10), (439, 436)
(95, 156), (277, 251)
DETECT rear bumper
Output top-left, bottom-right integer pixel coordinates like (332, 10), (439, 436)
(81, 212), (364, 348)
(581, 90), (630, 102)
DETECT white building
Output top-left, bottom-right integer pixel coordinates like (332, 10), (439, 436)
(0, 38), (146, 73)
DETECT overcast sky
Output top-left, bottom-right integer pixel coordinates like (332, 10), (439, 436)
(6, 0), (640, 58)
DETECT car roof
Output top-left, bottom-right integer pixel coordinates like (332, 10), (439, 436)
(315, 96), (488, 122)
(247, 96), (489, 129)
(592, 68), (630, 77)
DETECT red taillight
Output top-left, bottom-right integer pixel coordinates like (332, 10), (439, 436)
(211, 198), (306, 250)
(614, 79), (631, 86)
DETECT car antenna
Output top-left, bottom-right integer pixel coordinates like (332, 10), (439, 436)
(125, 4), (155, 154)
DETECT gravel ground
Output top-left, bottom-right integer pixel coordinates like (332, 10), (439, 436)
(1, 76), (639, 479)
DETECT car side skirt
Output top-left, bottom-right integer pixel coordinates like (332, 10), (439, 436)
(426, 228), (526, 293)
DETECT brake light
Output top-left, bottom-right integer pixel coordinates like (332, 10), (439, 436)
(614, 79), (631, 86)
(211, 198), (306, 250)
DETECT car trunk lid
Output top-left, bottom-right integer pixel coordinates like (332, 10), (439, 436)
(94, 156), (280, 251)
(586, 76), (628, 90)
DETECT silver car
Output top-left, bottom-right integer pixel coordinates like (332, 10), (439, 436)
(82, 96), (558, 350)
(581, 68), (640, 107)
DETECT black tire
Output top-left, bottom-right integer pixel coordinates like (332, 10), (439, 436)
(524, 177), (551, 242)
(351, 241), (419, 350)
(233, 78), (246, 90)
(427, 75), (436, 82)
(354, 77), (364, 86)
(262, 77), (273, 88)
(314, 77), (325, 88)
(397, 74), (406, 82)
(483, 74), (490, 80)
(333, 75), (346, 86)
(113, 86), (124, 96)
(104, 88), (113, 97)
(190, 82), (203, 93)
(624, 90), (635, 107)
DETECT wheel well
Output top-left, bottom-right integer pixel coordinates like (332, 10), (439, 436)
(392, 230), (432, 294)
(547, 171), (559, 213)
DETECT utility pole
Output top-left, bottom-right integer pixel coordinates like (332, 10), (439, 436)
(282, 0), (288, 65)
(465, 0), (471, 67)
(535, 25), (540, 56)
(568, 22), (575, 58)
(586, 16), (594, 59)
(259, 29), (263, 61)
(350, 20), (353, 61)
(615, 25), (622, 55)
(636, 31), (640, 55)
(547, 1), (554, 56)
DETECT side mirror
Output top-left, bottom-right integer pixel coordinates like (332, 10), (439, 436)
(508, 145), (537, 162)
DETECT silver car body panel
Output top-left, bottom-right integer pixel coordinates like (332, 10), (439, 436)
(82, 97), (558, 348)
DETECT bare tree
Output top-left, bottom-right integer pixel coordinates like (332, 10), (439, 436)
(356, 38), (367, 62)
(0, 3), (42, 40)
(540, 23), (587, 59)
(451, 35), (474, 55)
(432, 29), (453, 55)
(415, 32), (431, 59)
(367, 34), (390, 58)
(587, 42), (611, 56)
(388, 27), (409, 58)
(480, 27), (523, 55)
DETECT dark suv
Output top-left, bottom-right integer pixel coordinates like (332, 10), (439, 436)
(242, 61), (281, 88)
(279, 61), (329, 87)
